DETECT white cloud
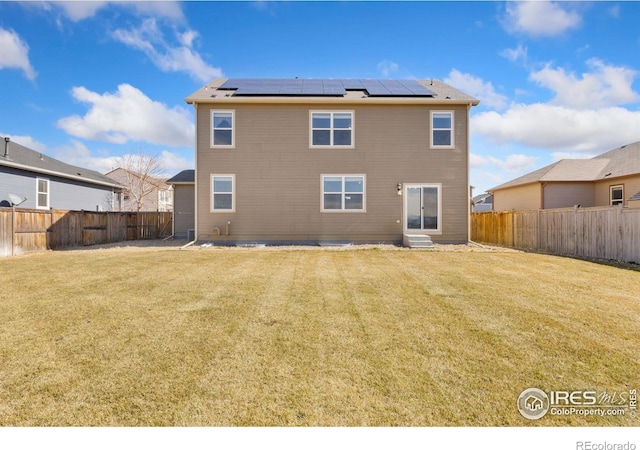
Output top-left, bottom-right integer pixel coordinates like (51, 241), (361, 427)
(0, 133), (47, 152)
(111, 19), (221, 82)
(445, 69), (508, 110)
(500, 44), (528, 65)
(530, 59), (639, 109)
(52, 140), (193, 176)
(53, 140), (120, 173)
(0, 27), (37, 80)
(472, 104), (640, 152)
(502, 1), (581, 37)
(470, 153), (488, 168)
(377, 60), (399, 77)
(488, 154), (538, 174)
(551, 151), (598, 161)
(57, 84), (194, 147)
(47, 1), (184, 22)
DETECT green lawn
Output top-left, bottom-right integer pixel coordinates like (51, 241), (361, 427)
(0, 245), (638, 426)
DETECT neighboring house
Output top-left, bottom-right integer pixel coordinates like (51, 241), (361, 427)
(489, 142), (640, 211)
(0, 136), (122, 211)
(166, 169), (195, 239)
(105, 168), (173, 212)
(472, 193), (493, 212)
(185, 78), (479, 246)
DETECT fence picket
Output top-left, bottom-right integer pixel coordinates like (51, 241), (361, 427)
(0, 208), (172, 256)
(471, 207), (640, 263)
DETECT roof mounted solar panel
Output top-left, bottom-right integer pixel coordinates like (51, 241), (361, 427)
(217, 78), (435, 97)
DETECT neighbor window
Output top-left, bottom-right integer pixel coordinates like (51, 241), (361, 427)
(311, 111), (354, 147)
(211, 110), (235, 147)
(321, 175), (365, 212)
(431, 111), (454, 148)
(36, 178), (49, 209)
(211, 175), (235, 212)
(610, 185), (624, 206)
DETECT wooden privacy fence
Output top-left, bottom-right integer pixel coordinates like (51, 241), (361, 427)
(471, 206), (640, 263)
(0, 208), (172, 257)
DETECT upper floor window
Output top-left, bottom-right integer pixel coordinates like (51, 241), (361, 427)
(321, 175), (365, 212)
(431, 111), (454, 148)
(610, 185), (623, 206)
(211, 110), (235, 148)
(36, 178), (49, 209)
(211, 174), (235, 212)
(311, 111), (354, 148)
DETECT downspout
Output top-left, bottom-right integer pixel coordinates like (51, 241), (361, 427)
(193, 102), (199, 244)
(466, 102), (472, 244)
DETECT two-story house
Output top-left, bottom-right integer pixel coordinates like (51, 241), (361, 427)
(184, 78), (479, 246)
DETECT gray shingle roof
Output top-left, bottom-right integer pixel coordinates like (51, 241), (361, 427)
(186, 78), (479, 105)
(166, 169), (194, 184)
(489, 141), (640, 192)
(1, 137), (122, 188)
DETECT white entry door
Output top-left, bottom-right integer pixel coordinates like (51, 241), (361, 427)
(404, 184), (441, 233)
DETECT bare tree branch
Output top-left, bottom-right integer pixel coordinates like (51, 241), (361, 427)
(115, 149), (167, 212)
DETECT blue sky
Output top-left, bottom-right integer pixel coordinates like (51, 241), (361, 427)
(1, 1), (640, 195)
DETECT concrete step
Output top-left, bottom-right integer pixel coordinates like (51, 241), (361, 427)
(403, 234), (434, 249)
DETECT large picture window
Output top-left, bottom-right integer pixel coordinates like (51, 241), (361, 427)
(211, 174), (235, 212)
(431, 111), (454, 148)
(322, 175), (365, 212)
(311, 111), (353, 147)
(36, 178), (49, 209)
(211, 110), (235, 148)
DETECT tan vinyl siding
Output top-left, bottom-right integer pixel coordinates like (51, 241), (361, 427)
(195, 103), (470, 243)
(594, 175), (640, 207)
(493, 183), (540, 211)
(543, 182), (595, 208)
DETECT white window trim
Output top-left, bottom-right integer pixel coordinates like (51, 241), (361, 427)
(430, 111), (454, 149)
(210, 174), (235, 212)
(36, 177), (50, 210)
(210, 110), (235, 149)
(610, 184), (624, 206)
(310, 111), (355, 149)
(403, 183), (443, 234)
(321, 174), (366, 213)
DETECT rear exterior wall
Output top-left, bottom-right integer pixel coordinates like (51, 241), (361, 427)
(195, 102), (470, 244)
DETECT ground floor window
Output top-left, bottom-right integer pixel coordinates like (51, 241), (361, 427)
(36, 178), (49, 209)
(211, 174), (235, 212)
(610, 185), (623, 206)
(321, 175), (365, 212)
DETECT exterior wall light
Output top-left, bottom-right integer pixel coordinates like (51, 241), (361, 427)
(397, 182), (402, 196)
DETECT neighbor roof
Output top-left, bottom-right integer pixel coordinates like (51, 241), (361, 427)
(1, 137), (122, 189)
(185, 78), (479, 105)
(166, 169), (194, 184)
(489, 141), (640, 192)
